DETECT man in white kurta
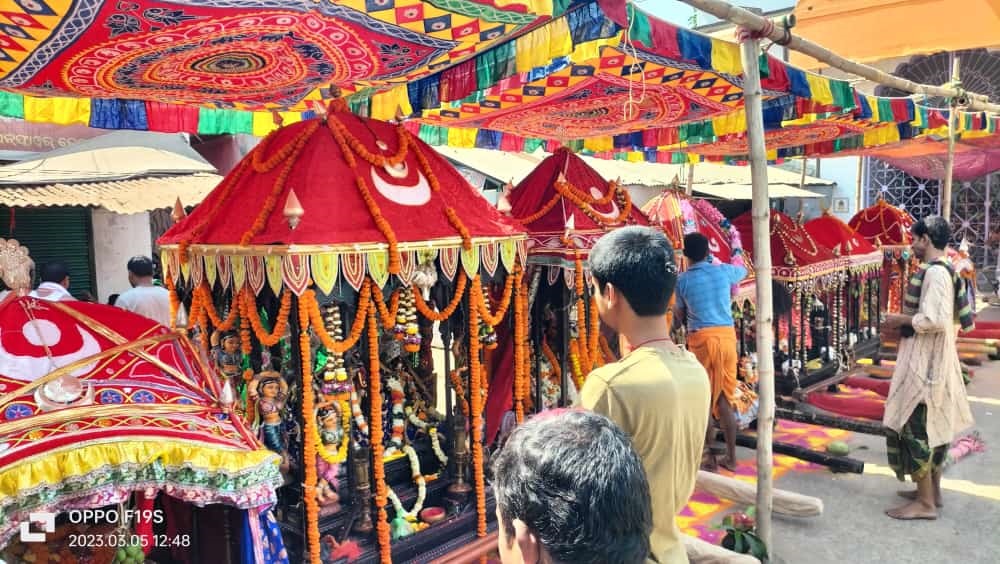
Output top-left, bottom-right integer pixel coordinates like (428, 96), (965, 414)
(882, 216), (974, 520)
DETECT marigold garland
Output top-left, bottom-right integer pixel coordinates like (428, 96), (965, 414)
(468, 294), (487, 539)
(588, 295), (602, 370)
(178, 160), (251, 262)
(567, 339), (585, 391)
(448, 369), (470, 416)
(512, 272), (527, 423)
(554, 177), (632, 226)
(412, 271), (467, 322)
(297, 299), (322, 564)
(327, 115), (409, 168)
(241, 288), (292, 347)
(165, 274), (180, 330)
(251, 121), (320, 173)
(410, 142), (473, 251)
(193, 285), (239, 331)
(305, 283), (371, 355)
(366, 282), (392, 564)
(370, 284), (402, 330)
(599, 334), (617, 364)
(471, 273), (515, 327)
(540, 339), (562, 381)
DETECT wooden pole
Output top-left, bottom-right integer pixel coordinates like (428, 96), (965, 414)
(675, 0), (1000, 114)
(942, 56), (960, 220)
(686, 162), (696, 196)
(739, 31), (776, 552)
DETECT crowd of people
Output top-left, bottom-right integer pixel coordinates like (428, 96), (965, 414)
(493, 218), (974, 563)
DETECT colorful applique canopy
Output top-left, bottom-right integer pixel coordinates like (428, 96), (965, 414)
(733, 209), (840, 286)
(848, 199), (915, 250)
(159, 106), (526, 294)
(0, 297), (281, 545)
(506, 146), (646, 274)
(804, 211), (882, 272)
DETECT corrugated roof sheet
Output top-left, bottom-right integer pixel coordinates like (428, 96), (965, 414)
(0, 173), (221, 214)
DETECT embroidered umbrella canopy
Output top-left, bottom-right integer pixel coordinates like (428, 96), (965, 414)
(733, 209), (839, 286)
(159, 104), (527, 295)
(506, 146), (646, 273)
(0, 0), (561, 112)
(804, 210), (882, 271)
(0, 296), (281, 546)
(849, 199), (916, 314)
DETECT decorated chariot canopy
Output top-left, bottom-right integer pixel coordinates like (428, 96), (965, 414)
(0, 296), (281, 545)
(158, 104), (527, 295)
(504, 146), (646, 275)
(641, 188), (755, 301)
(848, 199), (915, 251)
(733, 209), (840, 289)
(804, 210), (882, 273)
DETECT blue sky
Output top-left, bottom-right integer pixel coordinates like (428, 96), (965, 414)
(639, 0), (797, 27)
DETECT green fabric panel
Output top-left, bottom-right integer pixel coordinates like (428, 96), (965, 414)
(0, 91), (24, 118)
(0, 206), (93, 299)
(830, 80), (855, 110)
(876, 99), (894, 123)
(523, 138), (545, 153)
(625, 4), (653, 46)
(197, 108), (253, 135)
(758, 53), (770, 78)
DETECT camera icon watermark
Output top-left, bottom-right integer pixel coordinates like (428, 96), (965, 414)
(19, 512), (55, 543)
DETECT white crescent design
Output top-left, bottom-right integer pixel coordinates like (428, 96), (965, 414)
(588, 187), (620, 220)
(708, 238), (722, 253)
(370, 162), (432, 207)
(0, 323), (102, 382)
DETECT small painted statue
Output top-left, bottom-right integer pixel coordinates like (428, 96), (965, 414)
(316, 407), (343, 513)
(211, 330), (242, 384)
(250, 371), (289, 470)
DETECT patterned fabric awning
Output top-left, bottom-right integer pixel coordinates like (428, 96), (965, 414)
(0, 297), (281, 545)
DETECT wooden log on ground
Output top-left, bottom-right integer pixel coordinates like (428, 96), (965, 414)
(696, 470), (823, 517)
(684, 534), (760, 564)
(775, 405), (890, 437)
(862, 365), (894, 378)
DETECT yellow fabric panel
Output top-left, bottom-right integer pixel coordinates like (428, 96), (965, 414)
(370, 85), (414, 121)
(912, 108), (925, 128)
(710, 38), (743, 75)
(447, 127), (478, 148)
(584, 136), (613, 152)
(0, 439), (278, 499)
(766, 149), (778, 161)
(515, 26), (551, 72)
(547, 16), (573, 59)
(712, 110), (747, 136)
(867, 96), (880, 122)
(626, 151), (644, 162)
(804, 74), (834, 106)
(23, 97), (91, 125)
(252, 111), (301, 137)
(863, 124), (900, 147)
(571, 37), (619, 63)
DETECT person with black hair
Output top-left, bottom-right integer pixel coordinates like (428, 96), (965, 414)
(115, 256), (184, 326)
(581, 226), (709, 564)
(492, 409), (654, 564)
(674, 232), (748, 472)
(882, 215), (974, 520)
(29, 260), (75, 301)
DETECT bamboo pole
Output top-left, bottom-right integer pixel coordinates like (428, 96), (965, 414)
(686, 162), (696, 196)
(675, 0), (1000, 114)
(942, 57), (960, 220)
(739, 32), (776, 553)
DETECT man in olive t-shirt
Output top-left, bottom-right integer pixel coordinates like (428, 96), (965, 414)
(579, 226), (711, 564)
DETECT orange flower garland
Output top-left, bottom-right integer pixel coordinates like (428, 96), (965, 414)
(412, 271), (468, 322)
(239, 297), (254, 383)
(554, 177), (632, 226)
(178, 160), (251, 262)
(567, 339), (585, 391)
(165, 274), (180, 330)
(541, 338), (562, 382)
(449, 369), (470, 416)
(251, 123), (319, 173)
(588, 296), (602, 370)
(410, 142), (473, 251)
(241, 288), (292, 347)
(305, 281), (371, 355)
(599, 334), (617, 364)
(512, 272), (527, 423)
(297, 299), (322, 564)
(468, 294), (487, 540)
(370, 284), (402, 330)
(193, 285), (239, 331)
(327, 115), (409, 168)
(471, 272), (516, 327)
(327, 118), (402, 275)
(366, 283), (392, 564)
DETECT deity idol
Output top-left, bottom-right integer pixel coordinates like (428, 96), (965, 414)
(250, 371), (289, 468)
(211, 330), (242, 384)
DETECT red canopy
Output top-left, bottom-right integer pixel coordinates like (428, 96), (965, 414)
(804, 211), (882, 270)
(159, 107), (526, 294)
(508, 147), (648, 266)
(733, 209), (840, 282)
(0, 297), (279, 544)
(848, 200), (914, 248)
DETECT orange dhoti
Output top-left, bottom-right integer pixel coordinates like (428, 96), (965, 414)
(687, 326), (738, 419)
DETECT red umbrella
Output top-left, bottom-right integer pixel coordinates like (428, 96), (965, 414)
(0, 297), (280, 546)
